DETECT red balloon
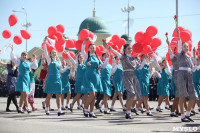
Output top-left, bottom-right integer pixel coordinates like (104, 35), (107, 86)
(99, 45), (104, 51)
(180, 31), (191, 42)
(107, 41), (113, 46)
(89, 32), (94, 40)
(112, 44), (119, 51)
(145, 25), (158, 37)
(187, 41), (192, 51)
(48, 46), (55, 54)
(79, 29), (89, 41)
(55, 31), (63, 40)
(131, 51), (139, 57)
(66, 39), (75, 49)
(184, 29), (192, 37)
(48, 35), (58, 43)
(62, 52), (69, 59)
(56, 24), (65, 33)
(85, 42), (90, 53)
(118, 38), (126, 49)
(72, 39), (76, 44)
(108, 56), (113, 65)
(48, 26), (57, 36)
(142, 37), (153, 46)
(111, 35), (120, 44)
(13, 35), (22, 45)
(69, 51), (76, 59)
(2, 30), (11, 39)
(171, 37), (178, 43)
(55, 44), (64, 52)
(150, 38), (162, 48)
(20, 30), (31, 40)
(8, 14), (18, 27)
(166, 52), (171, 61)
(142, 45), (152, 54)
(75, 40), (83, 50)
(172, 26), (185, 37)
(132, 43), (143, 53)
(135, 31), (145, 43)
(57, 37), (65, 45)
(96, 46), (101, 54)
(41, 41), (50, 50)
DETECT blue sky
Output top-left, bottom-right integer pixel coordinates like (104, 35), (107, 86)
(0, 0), (200, 59)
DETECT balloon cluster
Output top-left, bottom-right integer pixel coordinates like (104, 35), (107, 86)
(2, 14), (31, 45)
(197, 41), (200, 58)
(132, 25), (161, 58)
(105, 35), (126, 65)
(166, 26), (193, 65)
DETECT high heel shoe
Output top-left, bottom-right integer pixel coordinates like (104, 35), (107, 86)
(27, 110), (32, 113)
(104, 111), (111, 114)
(57, 112), (65, 116)
(69, 104), (73, 112)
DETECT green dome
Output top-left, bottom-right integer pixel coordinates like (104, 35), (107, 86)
(121, 34), (132, 43)
(78, 17), (110, 34)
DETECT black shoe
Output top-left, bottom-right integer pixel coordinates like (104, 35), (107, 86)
(89, 113), (97, 118)
(165, 106), (170, 110)
(147, 112), (153, 116)
(110, 108), (116, 112)
(95, 105), (99, 109)
(190, 112), (195, 116)
(6, 108), (11, 112)
(42, 102), (45, 109)
(185, 116), (194, 122)
(191, 110), (198, 115)
(50, 108), (54, 111)
(57, 112), (65, 116)
(156, 108), (162, 112)
(141, 109), (146, 114)
(176, 112), (181, 116)
(69, 104), (73, 112)
(170, 113), (178, 117)
(84, 112), (88, 117)
(61, 107), (66, 110)
(18, 110), (24, 113)
(131, 108), (135, 113)
(46, 112), (50, 115)
(123, 108), (126, 112)
(198, 109), (200, 112)
(27, 110), (32, 113)
(104, 111), (111, 114)
(125, 113), (133, 119)
(181, 117), (190, 122)
(99, 108), (103, 113)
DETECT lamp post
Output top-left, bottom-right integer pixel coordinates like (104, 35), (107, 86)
(121, 0), (134, 43)
(13, 7), (31, 52)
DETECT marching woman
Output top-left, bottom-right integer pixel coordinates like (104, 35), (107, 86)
(192, 55), (200, 112)
(81, 38), (103, 118)
(66, 52), (88, 112)
(167, 41), (180, 117)
(43, 36), (64, 116)
(98, 53), (111, 114)
(137, 53), (160, 116)
(107, 44), (146, 119)
(10, 44), (38, 113)
(171, 28), (198, 122)
(60, 59), (74, 110)
(110, 55), (126, 112)
(24, 55), (42, 111)
(156, 59), (171, 112)
(0, 50), (19, 112)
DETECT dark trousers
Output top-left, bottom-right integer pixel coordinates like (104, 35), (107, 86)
(7, 92), (18, 110)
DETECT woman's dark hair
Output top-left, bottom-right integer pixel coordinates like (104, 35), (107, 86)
(101, 53), (106, 61)
(10, 61), (14, 68)
(141, 54), (145, 58)
(114, 56), (119, 60)
(162, 59), (166, 63)
(123, 44), (131, 55)
(87, 44), (101, 64)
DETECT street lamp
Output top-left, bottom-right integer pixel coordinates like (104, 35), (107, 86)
(13, 7), (31, 52)
(121, 0), (134, 43)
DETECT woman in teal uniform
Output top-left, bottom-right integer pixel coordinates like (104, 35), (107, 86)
(98, 53), (111, 114)
(10, 44), (38, 113)
(156, 59), (171, 112)
(81, 38), (103, 118)
(67, 52), (88, 112)
(110, 56), (126, 112)
(43, 37), (64, 116)
(193, 57), (200, 112)
(60, 60), (74, 110)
